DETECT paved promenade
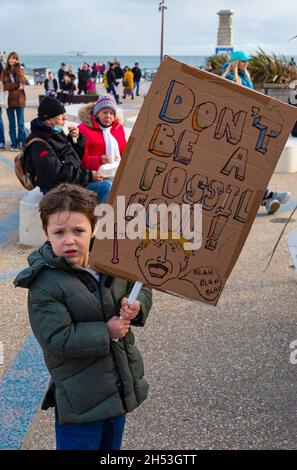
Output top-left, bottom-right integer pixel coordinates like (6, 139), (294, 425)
(0, 84), (297, 450)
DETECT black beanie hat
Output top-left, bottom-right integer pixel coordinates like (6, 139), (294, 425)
(38, 97), (66, 121)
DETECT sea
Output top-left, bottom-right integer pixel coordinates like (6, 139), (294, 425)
(20, 54), (207, 76)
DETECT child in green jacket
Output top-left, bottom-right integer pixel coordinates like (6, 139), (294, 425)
(14, 183), (152, 450)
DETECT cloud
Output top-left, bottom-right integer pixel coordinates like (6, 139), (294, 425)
(0, 0), (296, 55)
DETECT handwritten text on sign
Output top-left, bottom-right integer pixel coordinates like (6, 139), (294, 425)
(90, 57), (297, 304)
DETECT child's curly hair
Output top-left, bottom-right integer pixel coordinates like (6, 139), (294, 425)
(39, 183), (97, 233)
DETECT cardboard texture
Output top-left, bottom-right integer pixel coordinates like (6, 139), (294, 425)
(90, 56), (297, 305)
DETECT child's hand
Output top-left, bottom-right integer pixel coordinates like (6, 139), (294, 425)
(120, 298), (140, 321)
(107, 316), (130, 339)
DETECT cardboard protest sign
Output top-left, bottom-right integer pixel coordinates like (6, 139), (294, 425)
(90, 56), (297, 305)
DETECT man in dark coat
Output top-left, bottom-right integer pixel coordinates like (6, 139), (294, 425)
(57, 63), (67, 89)
(77, 63), (90, 95)
(132, 62), (142, 96)
(107, 63), (121, 104)
(23, 97), (111, 201)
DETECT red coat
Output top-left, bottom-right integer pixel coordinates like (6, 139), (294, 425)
(78, 103), (126, 171)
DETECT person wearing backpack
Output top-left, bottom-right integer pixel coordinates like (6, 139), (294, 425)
(22, 96), (112, 202)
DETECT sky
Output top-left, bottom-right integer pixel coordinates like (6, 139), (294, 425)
(1, 0), (297, 56)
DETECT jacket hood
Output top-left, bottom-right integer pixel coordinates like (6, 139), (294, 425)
(29, 118), (56, 140)
(78, 103), (96, 128)
(14, 241), (73, 289)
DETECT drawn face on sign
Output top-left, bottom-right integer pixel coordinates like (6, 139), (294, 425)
(135, 238), (190, 286)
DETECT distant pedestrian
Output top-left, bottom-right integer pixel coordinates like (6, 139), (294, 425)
(87, 77), (96, 95)
(78, 64), (89, 95)
(91, 62), (99, 80)
(60, 75), (75, 104)
(107, 63), (121, 104)
(102, 72), (109, 92)
(0, 60), (5, 150)
(67, 66), (76, 83)
(132, 62), (142, 96)
(114, 61), (124, 80)
(44, 71), (58, 98)
(58, 62), (67, 89)
(1, 51), (26, 150)
(98, 63), (106, 82)
(122, 67), (134, 100)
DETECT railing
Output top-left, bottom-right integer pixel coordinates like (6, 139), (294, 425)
(142, 68), (158, 81)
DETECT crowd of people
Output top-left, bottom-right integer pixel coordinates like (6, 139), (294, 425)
(43, 60), (142, 105)
(0, 53), (142, 153)
(0, 50), (292, 216)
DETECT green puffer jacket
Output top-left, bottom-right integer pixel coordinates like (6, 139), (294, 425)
(14, 242), (152, 424)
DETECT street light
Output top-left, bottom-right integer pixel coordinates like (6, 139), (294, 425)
(159, 0), (167, 63)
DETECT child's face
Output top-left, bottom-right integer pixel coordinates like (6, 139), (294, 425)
(45, 211), (93, 268)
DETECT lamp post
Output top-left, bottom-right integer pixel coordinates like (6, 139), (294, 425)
(159, 1), (167, 63)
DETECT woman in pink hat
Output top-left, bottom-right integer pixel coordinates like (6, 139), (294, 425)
(78, 94), (126, 176)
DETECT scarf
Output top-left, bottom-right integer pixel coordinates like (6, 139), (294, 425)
(100, 124), (120, 161)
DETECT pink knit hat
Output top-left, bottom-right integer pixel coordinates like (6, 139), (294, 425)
(93, 94), (117, 116)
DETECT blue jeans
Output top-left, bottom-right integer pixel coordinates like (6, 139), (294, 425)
(0, 107), (5, 145)
(55, 411), (126, 450)
(134, 81), (140, 96)
(6, 107), (26, 147)
(107, 83), (120, 104)
(87, 179), (112, 202)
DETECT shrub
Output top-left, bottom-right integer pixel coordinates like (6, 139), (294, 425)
(205, 48), (297, 87)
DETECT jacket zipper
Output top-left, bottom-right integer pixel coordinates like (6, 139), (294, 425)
(98, 277), (128, 411)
